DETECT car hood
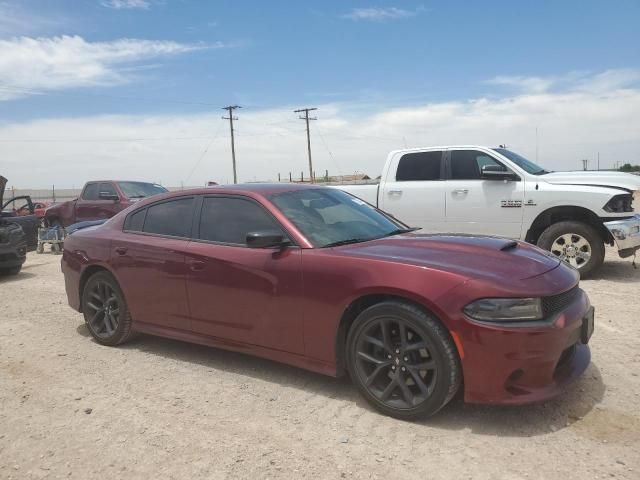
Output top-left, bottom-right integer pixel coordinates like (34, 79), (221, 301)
(335, 234), (561, 281)
(0, 175), (6, 207)
(541, 171), (640, 192)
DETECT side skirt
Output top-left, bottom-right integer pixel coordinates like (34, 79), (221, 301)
(133, 320), (337, 377)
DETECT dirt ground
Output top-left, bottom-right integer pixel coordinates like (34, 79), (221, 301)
(1, 249), (639, 480)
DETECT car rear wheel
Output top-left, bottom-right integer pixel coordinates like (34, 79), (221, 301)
(82, 271), (134, 346)
(537, 221), (604, 278)
(346, 301), (462, 419)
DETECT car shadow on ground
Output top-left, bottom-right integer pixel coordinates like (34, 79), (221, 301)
(0, 271), (36, 283)
(76, 323), (606, 437)
(585, 259), (639, 283)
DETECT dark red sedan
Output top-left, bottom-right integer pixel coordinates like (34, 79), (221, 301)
(61, 184), (594, 419)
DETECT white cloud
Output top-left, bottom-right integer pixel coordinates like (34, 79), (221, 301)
(1, 70), (639, 188)
(342, 7), (421, 21)
(101, 0), (151, 10)
(0, 35), (218, 100)
(487, 69), (640, 94)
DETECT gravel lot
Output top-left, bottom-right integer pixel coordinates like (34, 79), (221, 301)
(1, 249), (639, 480)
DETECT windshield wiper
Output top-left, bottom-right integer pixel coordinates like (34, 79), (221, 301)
(383, 227), (421, 237)
(322, 238), (367, 248)
(128, 195), (147, 198)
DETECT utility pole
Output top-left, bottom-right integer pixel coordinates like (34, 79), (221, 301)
(222, 105), (241, 183)
(294, 107), (317, 183)
(582, 159), (589, 171)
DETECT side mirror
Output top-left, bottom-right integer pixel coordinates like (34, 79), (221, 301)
(99, 192), (120, 201)
(246, 230), (289, 249)
(481, 165), (517, 180)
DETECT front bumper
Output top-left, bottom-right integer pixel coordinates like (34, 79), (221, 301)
(605, 214), (640, 258)
(457, 288), (592, 405)
(0, 243), (27, 268)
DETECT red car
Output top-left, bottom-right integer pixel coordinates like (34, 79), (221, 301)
(61, 184), (594, 419)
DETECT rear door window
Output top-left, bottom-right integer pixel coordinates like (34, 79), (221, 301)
(142, 198), (194, 238)
(82, 183), (99, 200)
(396, 151), (443, 181)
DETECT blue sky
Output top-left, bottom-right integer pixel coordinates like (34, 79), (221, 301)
(0, 1), (639, 186)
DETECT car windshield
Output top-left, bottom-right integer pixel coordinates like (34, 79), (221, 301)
(492, 148), (549, 175)
(117, 182), (168, 199)
(270, 188), (411, 248)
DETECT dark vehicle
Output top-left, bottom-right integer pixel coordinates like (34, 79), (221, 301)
(1, 175), (39, 248)
(1, 176), (38, 275)
(44, 180), (167, 227)
(61, 184), (594, 419)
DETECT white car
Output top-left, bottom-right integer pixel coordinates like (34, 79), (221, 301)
(335, 146), (640, 277)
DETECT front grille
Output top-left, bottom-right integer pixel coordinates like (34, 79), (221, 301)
(542, 286), (581, 317)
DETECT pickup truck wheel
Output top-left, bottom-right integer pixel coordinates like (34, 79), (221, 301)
(537, 221), (605, 278)
(82, 271), (134, 346)
(346, 301), (461, 419)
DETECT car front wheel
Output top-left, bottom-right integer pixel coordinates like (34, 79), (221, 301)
(346, 301), (462, 420)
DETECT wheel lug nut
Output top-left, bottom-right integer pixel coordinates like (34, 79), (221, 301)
(387, 355), (392, 359)
(403, 357), (408, 361)
(401, 367), (406, 372)
(395, 349), (400, 354)
(391, 365), (396, 370)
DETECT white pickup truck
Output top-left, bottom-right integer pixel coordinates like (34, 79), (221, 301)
(335, 145), (640, 277)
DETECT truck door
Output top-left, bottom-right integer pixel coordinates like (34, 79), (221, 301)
(444, 149), (525, 238)
(76, 182), (120, 223)
(379, 150), (447, 232)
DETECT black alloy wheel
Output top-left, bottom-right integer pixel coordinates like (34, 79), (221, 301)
(82, 271), (134, 346)
(347, 301), (461, 419)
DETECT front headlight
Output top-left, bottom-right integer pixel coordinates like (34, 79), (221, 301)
(463, 298), (543, 322)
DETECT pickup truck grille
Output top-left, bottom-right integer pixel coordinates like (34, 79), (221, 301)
(542, 287), (581, 316)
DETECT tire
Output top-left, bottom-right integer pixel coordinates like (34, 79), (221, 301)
(537, 221), (605, 278)
(0, 265), (22, 276)
(81, 271), (135, 346)
(346, 301), (462, 420)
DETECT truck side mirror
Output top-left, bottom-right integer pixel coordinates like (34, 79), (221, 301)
(481, 165), (518, 181)
(99, 192), (120, 201)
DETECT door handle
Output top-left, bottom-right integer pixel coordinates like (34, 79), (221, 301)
(189, 260), (205, 272)
(388, 189), (403, 196)
(115, 246), (128, 255)
(452, 189), (469, 194)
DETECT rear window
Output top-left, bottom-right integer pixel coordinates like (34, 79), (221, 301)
(396, 151), (443, 181)
(124, 208), (146, 232)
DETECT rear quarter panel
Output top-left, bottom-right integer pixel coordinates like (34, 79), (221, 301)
(61, 226), (113, 311)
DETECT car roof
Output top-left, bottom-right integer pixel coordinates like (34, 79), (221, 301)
(168, 183), (326, 197)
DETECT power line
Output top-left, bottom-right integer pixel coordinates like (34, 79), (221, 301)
(0, 84), (220, 107)
(184, 122), (224, 183)
(314, 124), (343, 176)
(222, 105), (241, 183)
(0, 136), (212, 143)
(294, 107), (317, 183)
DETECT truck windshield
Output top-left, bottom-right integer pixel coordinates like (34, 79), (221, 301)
(492, 148), (549, 175)
(117, 182), (168, 199)
(270, 188), (410, 248)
